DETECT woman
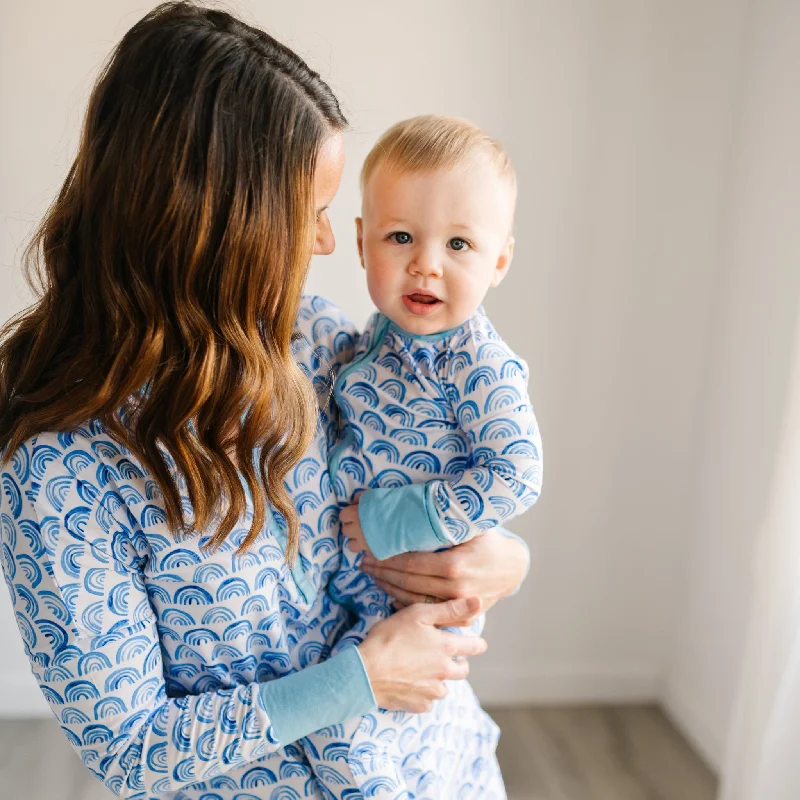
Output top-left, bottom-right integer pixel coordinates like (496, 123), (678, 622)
(0, 3), (529, 798)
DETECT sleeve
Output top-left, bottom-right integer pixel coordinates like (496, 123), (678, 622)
(0, 434), (374, 798)
(358, 340), (543, 559)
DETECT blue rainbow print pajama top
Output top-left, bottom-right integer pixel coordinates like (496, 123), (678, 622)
(0, 296), (507, 799)
(329, 308), (543, 560)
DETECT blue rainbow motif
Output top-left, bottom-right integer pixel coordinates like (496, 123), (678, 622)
(389, 428), (426, 446)
(432, 432), (469, 453)
(366, 440), (400, 463)
(401, 450), (442, 474)
(484, 384), (522, 412)
(173, 585), (214, 606)
(359, 410), (387, 434)
(161, 549), (203, 569)
(0, 297), (508, 798)
(2, 474), (22, 519)
(31, 444), (62, 480)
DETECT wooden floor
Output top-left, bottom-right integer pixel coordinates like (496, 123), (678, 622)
(493, 706), (717, 800)
(0, 705), (717, 799)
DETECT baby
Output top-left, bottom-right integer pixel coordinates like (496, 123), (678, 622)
(331, 114), (543, 569)
(300, 116), (544, 792)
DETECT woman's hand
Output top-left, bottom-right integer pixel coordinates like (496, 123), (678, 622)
(360, 529), (529, 611)
(357, 597), (486, 712)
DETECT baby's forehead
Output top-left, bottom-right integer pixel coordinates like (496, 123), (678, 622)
(363, 159), (515, 225)
(367, 150), (510, 189)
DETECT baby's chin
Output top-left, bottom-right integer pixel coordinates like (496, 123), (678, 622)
(380, 302), (475, 337)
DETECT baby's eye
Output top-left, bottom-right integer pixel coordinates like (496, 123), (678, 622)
(389, 231), (412, 245)
(449, 237), (470, 251)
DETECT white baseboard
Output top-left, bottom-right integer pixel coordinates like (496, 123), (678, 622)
(660, 679), (726, 773)
(470, 662), (662, 707)
(2, 664), (663, 718)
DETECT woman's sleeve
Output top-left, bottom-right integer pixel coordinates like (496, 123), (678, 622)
(0, 433), (374, 797)
(357, 343), (543, 559)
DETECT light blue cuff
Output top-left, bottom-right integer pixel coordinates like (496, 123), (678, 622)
(358, 482), (449, 560)
(498, 527), (530, 595)
(259, 646), (376, 745)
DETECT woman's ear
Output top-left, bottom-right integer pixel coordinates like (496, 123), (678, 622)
(490, 235), (515, 287)
(356, 217), (365, 268)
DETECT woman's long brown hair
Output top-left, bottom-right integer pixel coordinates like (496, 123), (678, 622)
(0, 2), (346, 559)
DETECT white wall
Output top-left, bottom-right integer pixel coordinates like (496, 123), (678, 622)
(0, 0), (753, 731)
(664, 0), (800, 772)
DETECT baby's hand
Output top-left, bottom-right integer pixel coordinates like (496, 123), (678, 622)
(340, 499), (372, 556)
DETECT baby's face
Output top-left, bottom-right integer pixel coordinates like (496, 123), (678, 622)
(358, 160), (515, 335)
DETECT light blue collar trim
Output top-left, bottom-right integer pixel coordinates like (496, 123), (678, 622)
(380, 307), (485, 343)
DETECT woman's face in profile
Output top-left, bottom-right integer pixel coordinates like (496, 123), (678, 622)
(313, 132), (346, 256)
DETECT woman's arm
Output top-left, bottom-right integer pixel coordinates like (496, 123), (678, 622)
(3, 434), (379, 796)
(1, 432), (486, 796)
(360, 528), (531, 610)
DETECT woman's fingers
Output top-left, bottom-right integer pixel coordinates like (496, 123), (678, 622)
(376, 579), (482, 628)
(361, 549), (453, 578)
(439, 630), (488, 659)
(374, 578), (428, 606)
(447, 658), (471, 681)
(416, 596), (482, 626)
(374, 576), (452, 606)
(357, 597), (487, 712)
(363, 530), (531, 612)
(366, 563), (461, 600)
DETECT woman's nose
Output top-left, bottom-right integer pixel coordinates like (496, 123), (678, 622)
(314, 214), (336, 256)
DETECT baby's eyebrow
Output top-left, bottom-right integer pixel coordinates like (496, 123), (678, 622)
(376, 218), (409, 227)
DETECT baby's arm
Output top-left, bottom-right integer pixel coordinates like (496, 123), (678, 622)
(356, 339), (542, 560)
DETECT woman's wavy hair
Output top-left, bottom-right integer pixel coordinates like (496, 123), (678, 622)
(0, 2), (346, 559)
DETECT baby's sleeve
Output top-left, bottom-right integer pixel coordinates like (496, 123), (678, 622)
(358, 337), (543, 559)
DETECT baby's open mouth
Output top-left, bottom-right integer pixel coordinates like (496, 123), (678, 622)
(407, 292), (438, 304)
(402, 292), (442, 316)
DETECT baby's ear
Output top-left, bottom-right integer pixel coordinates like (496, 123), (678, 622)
(491, 235), (515, 287)
(356, 217), (365, 268)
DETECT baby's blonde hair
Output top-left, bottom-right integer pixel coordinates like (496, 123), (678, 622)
(360, 115), (517, 204)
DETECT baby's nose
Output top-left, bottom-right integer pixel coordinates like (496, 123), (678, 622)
(410, 254), (443, 277)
